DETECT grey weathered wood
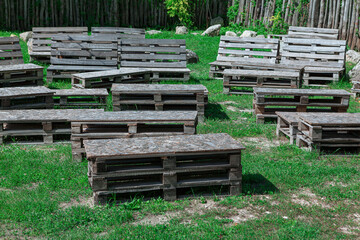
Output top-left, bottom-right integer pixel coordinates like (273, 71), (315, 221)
(71, 69), (151, 88)
(254, 87), (350, 124)
(288, 26), (339, 40)
(209, 36), (280, 79)
(120, 39), (190, 81)
(30, 27), (88, 62)
(0, 86), (54, 97)
(111, 84), (207, 121)
(47, 34), (118, 83)
(70, 110), (198, 161)
(0, 37), (23, 65)
(0, 64), (44, 88)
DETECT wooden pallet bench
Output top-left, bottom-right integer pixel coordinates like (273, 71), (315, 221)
(281, 38), (346, 86)
(0, 64), (44, 87)
(92, 27), (145, 59)
(253, 88), (351, 124)
(71, 68), (151, 89)
(0, 86), (55, 110)
(209, 36), (279, 79)
(0, 37), (44, 87)
(0, 109), (103, 145)
(120, 39), (190, 81)
(111, 84), (207, 122)
(70, 110), (198, 161)
(47, 35), (118, 83)
(288, 26), (339, 40)
(29, 27), (88, 62)
(296, 113), (360, 153)
(223, 68), (301, 95)
(53, 89), (108, 109)
(83, 133), (245, 204)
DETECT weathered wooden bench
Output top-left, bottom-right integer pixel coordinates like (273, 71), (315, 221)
(288, 26), (339, 40)
(53, 89), (108, 109)
(281, 38), (346, 86)
(120, 39), (190, 81)
(223, 66), (302, 95)
(83, 133), (245, 204)
(296, 113), (360, 154)
(253, 88), (351, 124)
(29, 27), (88, 62)
(0, 86), (55, 110)
(70, 110), (198, 161)
(71, 68), (151, 89)
(209, 36), (279, 79)
(111, 84), (207, 122)
(0, 37), (44, 87)
(0, 109), (103, 144)
(47, 35), (118, 83)
(276, 112), (307, 143)
(92, 27), (145, 59)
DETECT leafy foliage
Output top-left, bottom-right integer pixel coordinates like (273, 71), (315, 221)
(165, 0), (193, 27)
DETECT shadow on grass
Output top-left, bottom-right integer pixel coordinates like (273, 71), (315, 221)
(242, 173), (279, 195)
(205, 103), (230, 120)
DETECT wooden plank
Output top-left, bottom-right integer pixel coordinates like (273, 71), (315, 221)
(0, 86), (54, 98)
(111, 84), (207, 93)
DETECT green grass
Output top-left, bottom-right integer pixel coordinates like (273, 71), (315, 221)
(0, 31), (360, 239)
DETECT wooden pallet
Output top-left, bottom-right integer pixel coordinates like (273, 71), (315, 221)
(70, 111), (198, 161)
(0, 86), (55, 110)
(281, 38), (346, 86)
(254, 88), (351, 124)
(209, 36), (279, 79)
(91, 27), (145, 59)
(71, 69), (151, 89)
(288, 26), (339, 40)
(83, 133), (245, 204)
(296, 113), (360, 153)
(120, 39), (190, 81)
(111, 84), (207, 122)
(47, 35), (118, 83)
(0, 64), (44, 87)
(53, 89), (108, 109)
(0, 37), (24, 65)
(0, 109), (104, 145)
(29, 27), (88, 62)
(223, 69), (301, 95)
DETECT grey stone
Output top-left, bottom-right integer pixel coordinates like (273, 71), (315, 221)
(176, 26), (188, 35)
(186, 49), (199, 64)
(349, 62), (360, 79)
(346, 50), (360, 64)
(27, 38), (33, 52)
(146, 30), (162, 35)
(201, 24), (221, 37)
(20, 31), (32, 42)
(225, 31), (237, 37)
(240, 30), (257, 38)
(210, 16), (224, 26)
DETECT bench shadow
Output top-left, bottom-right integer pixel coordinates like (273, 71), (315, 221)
(242, 174), (279, 195)
(205, 103), (230, 120)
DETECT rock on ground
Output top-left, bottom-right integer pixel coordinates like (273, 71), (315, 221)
(20, 31), (32, 42)
(10, 34), (17, 37)
(225, 31), (237, 37)
(210, 16), (224, 26)
(346, 50), (360, 64)
(176, 26), (188, 35)
(201, 24), (221, 37)
(27, 38), (33, 52)
(146, 30), (161, 35)
(350, 62), (360, 81)
(186, 49), (199, 64)
(240, 30), (257, 38)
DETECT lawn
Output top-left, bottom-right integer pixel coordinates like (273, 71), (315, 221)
(0, 31), (359, 239)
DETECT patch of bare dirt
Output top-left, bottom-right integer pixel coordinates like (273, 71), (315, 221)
(291, 188), (332, 209)
(324, 181), (349, 188)
(242, 137), (287, 150)
(0, 187), (14, 193)
(59, 196), (94, 209)
(218, 101), (237, 105)
(24, 182), (40, 190)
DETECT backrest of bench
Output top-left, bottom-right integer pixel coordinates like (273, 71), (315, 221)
(120, 39), (187, 68)
(288, 26), (339, 40)
(32, 27), (88, 53)
(216, 36), (279, 64)
(50, 35), (118, 67)
(0, 37), (24, 65)
(281, 38), (346, 68)
(91, 27), (145, 39)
